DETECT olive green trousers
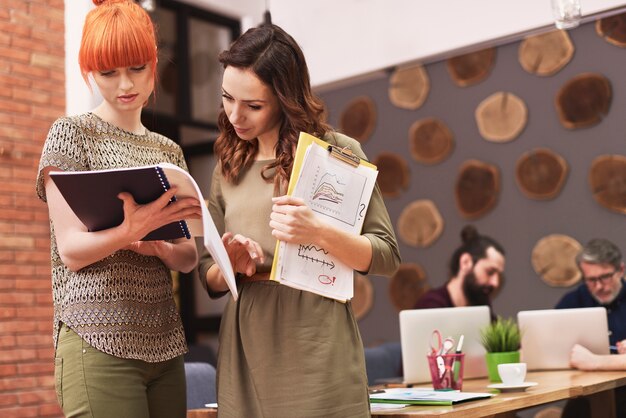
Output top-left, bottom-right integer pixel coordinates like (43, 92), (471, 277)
(55, 323), (186, 418)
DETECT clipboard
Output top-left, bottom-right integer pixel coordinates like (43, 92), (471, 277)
(270, 132), (378, 301)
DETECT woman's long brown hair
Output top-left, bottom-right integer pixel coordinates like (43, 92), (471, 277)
(214, 24), (331, 194)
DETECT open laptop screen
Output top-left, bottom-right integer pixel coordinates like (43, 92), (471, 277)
(518, 307), (610, 370)
(399, 306), (491, 384)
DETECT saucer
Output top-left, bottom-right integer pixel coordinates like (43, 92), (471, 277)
(487, 381), (538, 392)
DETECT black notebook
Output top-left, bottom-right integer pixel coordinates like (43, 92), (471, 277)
(49, 162), (239, 299)
(50, 162), (239, 299)
(50, 164), (191, 241)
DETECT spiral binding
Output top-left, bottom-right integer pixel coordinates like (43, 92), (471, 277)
(155, 166), (191, 239)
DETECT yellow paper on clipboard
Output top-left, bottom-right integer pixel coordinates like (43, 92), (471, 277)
(270, 132), (378, 301)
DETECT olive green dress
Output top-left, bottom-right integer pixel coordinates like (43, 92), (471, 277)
(199, 132), (400, 418)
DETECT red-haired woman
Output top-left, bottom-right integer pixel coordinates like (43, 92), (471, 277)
(35, 1), (200, 417)
(198, 24), (401, 417)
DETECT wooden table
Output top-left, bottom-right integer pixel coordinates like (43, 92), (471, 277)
(372, 369), (626, 418)
(186, 369), (626, 418)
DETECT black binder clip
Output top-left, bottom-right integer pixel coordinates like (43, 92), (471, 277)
(327, 145), (360, 167)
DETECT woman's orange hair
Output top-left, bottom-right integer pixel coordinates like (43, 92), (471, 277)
(79, 0), (157, 83)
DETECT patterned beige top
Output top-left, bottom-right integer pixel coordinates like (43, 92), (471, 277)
(36, 113), (188, 362)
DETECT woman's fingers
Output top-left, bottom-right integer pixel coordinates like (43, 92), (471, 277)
(220, 233), (265, 274)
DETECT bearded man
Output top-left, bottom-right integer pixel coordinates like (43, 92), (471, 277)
(414, 225), (505, 315)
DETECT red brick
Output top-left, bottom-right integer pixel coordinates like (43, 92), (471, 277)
(0, 22), (30, 39)
(10, 115), (51, 130)
(29, 4), (64, 22)
(47, 18), (64, 33)
(0, 337), (16, 350)
(14, 279), (50, 291)
(16, 307), (52, 319)
(36, 374), (55, 387)
(16, 362), (53, 376)
(0, 406), (39, 418)
(35, 320), (53, 334)
(0, 321), (37, 333)
(14, 250), (49, 262)
(0, 376), (38, 391)
(0, 46), (30, 63)
(12, 87), (50, 105)
(30, 54), (63, 71)
(30, 29), (62, 49)
(49, 96), (65, 108)
(37, 344), (54, 360)
(34, 238), (51, 250)
(34, 294), (52, 305)
(0, 250), (14, 261)
(0, 279), (15, 290)
(10, 37), (47, 54)
(0, 125), (33, 141)
(0, 99), (30, 114)
(0, 348), (38, 363)
(10, 63), (49, 80)
(9, 10), (36, 27)
(34, 266), (52, 277)
(29, 105), (61, 120)
(0, 393), (18, 407)
(0, 307), (15, 319)
(2, 0), (28, 11)
(0, 292), (35, 305)
(38, 403), (62, 417)
(49, 69), (64, 83)
(0, 207), (36, 221)
(10, 166), (35, 181)
(0, 264), (35, 276)
(17, 389), (57, 405)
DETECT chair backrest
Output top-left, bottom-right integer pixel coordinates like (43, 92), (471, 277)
(364, 341), (402, 385)
(184, 362), (217, 409)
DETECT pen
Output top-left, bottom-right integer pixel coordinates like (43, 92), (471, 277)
(452, 335), (465, 382)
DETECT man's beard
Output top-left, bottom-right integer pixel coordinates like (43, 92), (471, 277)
(462, 269), (494, 306)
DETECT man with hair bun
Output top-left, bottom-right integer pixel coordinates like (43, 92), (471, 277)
(414, 225), (506, 311)
(36, 1), (200, 416)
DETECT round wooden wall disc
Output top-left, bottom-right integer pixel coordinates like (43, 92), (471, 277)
(339, 96), (376, 143)
(596, 12), (626, 47)
(409, 117), (455, 164)
(475, 91), (528, 142)
(446, 47), (496, 87)
(455, 160), (500, 219)
(515, 148), (569, 200)
(589, 154), (626, 215)
(372, 152), (410, 198)
(389, 263), (429, 311)
(531, 234), (582, 287)
(397, 199), (444, 248)
(555, 73), (612, 129)
(352, 273), (374, 321)
(388, 65), (430, 110)
(518, 30), (574, 76)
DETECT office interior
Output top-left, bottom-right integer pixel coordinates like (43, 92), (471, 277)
(2, 0), (626, 416)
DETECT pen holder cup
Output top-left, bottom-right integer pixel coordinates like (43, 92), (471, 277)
(427, 353), (465, 391)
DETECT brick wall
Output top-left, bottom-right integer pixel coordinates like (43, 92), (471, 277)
(0, 0), (65, 417)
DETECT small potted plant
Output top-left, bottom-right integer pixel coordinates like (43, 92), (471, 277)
(480, 316), (522, 382)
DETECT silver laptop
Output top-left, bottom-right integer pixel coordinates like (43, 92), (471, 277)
(518, 307), (610, 370)
(399, 306), (491, 384)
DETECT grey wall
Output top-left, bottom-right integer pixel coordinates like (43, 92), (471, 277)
(319, 21), (626, 347)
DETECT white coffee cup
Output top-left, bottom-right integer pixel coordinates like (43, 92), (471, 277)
(497, 362), (527, 385)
